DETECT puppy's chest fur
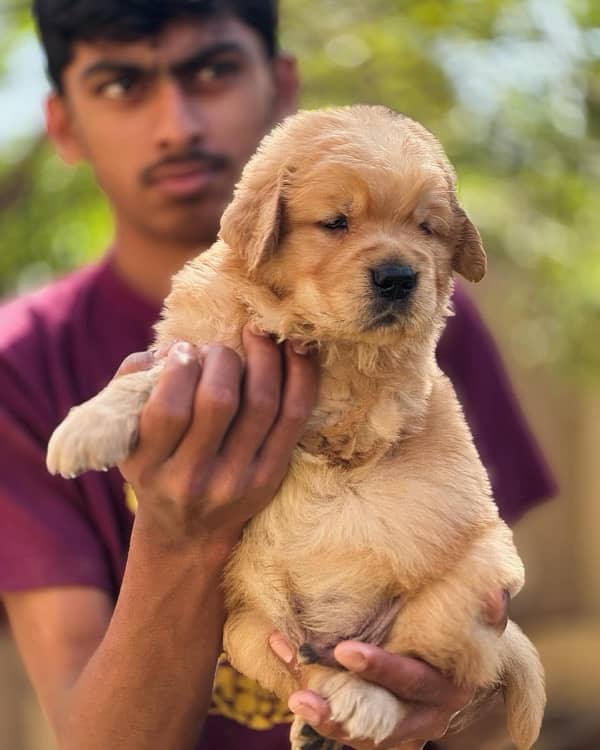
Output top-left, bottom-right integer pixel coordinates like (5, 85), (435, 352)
(301, 363), (429, 468)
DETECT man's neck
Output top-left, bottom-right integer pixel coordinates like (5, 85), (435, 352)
(112, 224), (211, 305)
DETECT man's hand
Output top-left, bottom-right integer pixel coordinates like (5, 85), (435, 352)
(117, 326), (319, 551)
(270, 635), (473, 750)
(269, 592), (508, 750)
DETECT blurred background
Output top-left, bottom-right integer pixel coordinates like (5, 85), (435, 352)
(0, 0), (599, 748)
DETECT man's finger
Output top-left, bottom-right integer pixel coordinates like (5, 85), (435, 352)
(217, 327), (283, 468)
(333, 643), (473, 709)
(254, 341), (319, 487)
(269, 631), (297, 668)
(167, 344), (242, 481)
(131, 343), (201, 466)
(482, 589), (510, 633)
(387, 705), (454, 745)
(115, 350), (156, 377)
(288, 689), (332, 729)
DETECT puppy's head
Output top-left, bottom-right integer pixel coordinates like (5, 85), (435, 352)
(220, 106), (485, 346)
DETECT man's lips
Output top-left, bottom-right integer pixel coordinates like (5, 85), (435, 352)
(142, 156), (228, 198)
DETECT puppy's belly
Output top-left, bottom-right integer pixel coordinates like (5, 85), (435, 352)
(293, 590), (404, 663)
(227, 457), (453, 649)
(226, 531), (401, 653)
(225, 453), (514, 665)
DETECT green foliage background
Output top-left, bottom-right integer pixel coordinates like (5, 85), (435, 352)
(0, 0), (598, 378)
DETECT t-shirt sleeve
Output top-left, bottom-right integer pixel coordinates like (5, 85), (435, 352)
(0, 356), (113, 594)
(437, 285), (557, 524)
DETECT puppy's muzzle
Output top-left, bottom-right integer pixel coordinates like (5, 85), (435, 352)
(370, 264), (418, 301)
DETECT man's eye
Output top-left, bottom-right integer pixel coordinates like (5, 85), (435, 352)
(98, 76), (138, 99)
(195, 61), (239, 84)
(320, 215), (348, 231)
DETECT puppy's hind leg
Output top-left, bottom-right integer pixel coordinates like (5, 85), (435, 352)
(47, 363), (163, 478)
(223, 609), (298, 700)
(299, 663), (407, 747)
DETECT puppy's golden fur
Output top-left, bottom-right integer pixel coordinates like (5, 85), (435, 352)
(47, 106), (545, 750)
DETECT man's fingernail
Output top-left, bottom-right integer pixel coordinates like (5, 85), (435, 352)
(335, 646), (368, 672)
(288, 699), (320, 725)
(291, 340), (318, 356)
(291, 341), (310, 355)
(248, 323), (270, 337)
(172, 341), (194, 364)
(270, 637), (295, 664)
(156, 341), (176, 358)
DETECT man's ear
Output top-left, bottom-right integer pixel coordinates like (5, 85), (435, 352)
(452, 205), (487, 282)
(271, 52), (299, 122)
(45, 94), (85, 164)
(219, 165), (284, 273)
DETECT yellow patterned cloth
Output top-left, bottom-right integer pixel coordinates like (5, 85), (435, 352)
(124, 484), (293, 730)
(211, 656), (293, 729)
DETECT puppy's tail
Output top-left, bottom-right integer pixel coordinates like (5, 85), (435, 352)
(500, 620), (546, 750)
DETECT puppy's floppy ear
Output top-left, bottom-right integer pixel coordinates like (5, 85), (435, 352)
(219, 167), (284, 274)
(452, 205), (487, 282)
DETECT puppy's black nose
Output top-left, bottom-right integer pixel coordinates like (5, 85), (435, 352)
(370, 264), (418, 300)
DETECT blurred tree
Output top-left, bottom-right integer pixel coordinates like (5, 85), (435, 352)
(0, 0), (598, 378)
(0, 1), (111, 292)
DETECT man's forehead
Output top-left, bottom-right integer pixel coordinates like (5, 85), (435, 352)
(69, 16), (259, 72)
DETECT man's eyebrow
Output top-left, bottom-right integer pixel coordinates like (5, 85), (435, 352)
(170, 41), (247, 77)
(80, 61), (144, 82)
(80, 41), (247, 82)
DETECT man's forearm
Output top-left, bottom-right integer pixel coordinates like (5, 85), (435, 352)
(56, 517), (231, 750)
(49, 335), (318, 750)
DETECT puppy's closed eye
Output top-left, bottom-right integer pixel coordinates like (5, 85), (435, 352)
(320, 214), (349, 231)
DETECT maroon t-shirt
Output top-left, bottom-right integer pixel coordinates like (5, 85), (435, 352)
(0, 255), (555, 749)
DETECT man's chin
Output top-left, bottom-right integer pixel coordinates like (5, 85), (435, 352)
(137, 201), (228, 248)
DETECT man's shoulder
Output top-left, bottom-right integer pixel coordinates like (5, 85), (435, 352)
(0, 261), (104, 358)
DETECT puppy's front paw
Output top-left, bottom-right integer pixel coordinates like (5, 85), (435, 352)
(47, 399), (139, 478)
(47, 366), (160, 478)
(316, 671), (406, 746)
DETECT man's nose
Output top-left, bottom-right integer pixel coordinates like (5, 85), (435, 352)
(153, 80), (205, 150)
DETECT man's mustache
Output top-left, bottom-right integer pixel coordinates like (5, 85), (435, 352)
(141, 149), (230, 186)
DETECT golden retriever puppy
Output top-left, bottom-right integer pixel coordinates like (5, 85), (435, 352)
(47, 106), (545, 750)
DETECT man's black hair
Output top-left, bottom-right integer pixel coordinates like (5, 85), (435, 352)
(32, 0), (279, 93)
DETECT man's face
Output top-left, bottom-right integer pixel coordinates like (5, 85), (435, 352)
(50, 17), (297, 246)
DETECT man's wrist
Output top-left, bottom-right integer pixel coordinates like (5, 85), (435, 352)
(131, 508), (240, 571)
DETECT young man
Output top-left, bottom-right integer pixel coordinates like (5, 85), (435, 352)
(0, 2), (555, 749)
